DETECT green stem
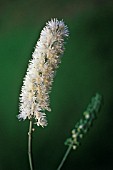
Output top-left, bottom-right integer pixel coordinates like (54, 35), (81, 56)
(28, 120), (34, 170)
(57, 144), (72, 170)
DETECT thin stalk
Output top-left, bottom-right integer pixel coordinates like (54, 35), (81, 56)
(57, 144), (72, 170)
(28, 120), (34, 170)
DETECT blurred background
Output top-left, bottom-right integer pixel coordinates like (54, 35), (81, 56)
(0, 0), (113, 169)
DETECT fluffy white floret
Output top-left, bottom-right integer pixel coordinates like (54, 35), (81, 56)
(18, 18), (69, 127)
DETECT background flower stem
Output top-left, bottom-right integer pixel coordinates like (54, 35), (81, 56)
(57, 144), (72, 170)
(28, 120), (34, 170)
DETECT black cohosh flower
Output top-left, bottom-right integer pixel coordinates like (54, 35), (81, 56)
(18, 19), (69, 127)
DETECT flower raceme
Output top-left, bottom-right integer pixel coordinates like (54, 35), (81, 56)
(18, 19), (69, 127)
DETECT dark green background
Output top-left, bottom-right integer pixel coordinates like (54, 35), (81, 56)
(0, 0), (113, 169)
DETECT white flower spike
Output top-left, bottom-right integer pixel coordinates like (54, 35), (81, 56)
(18, 18), (69, 127)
